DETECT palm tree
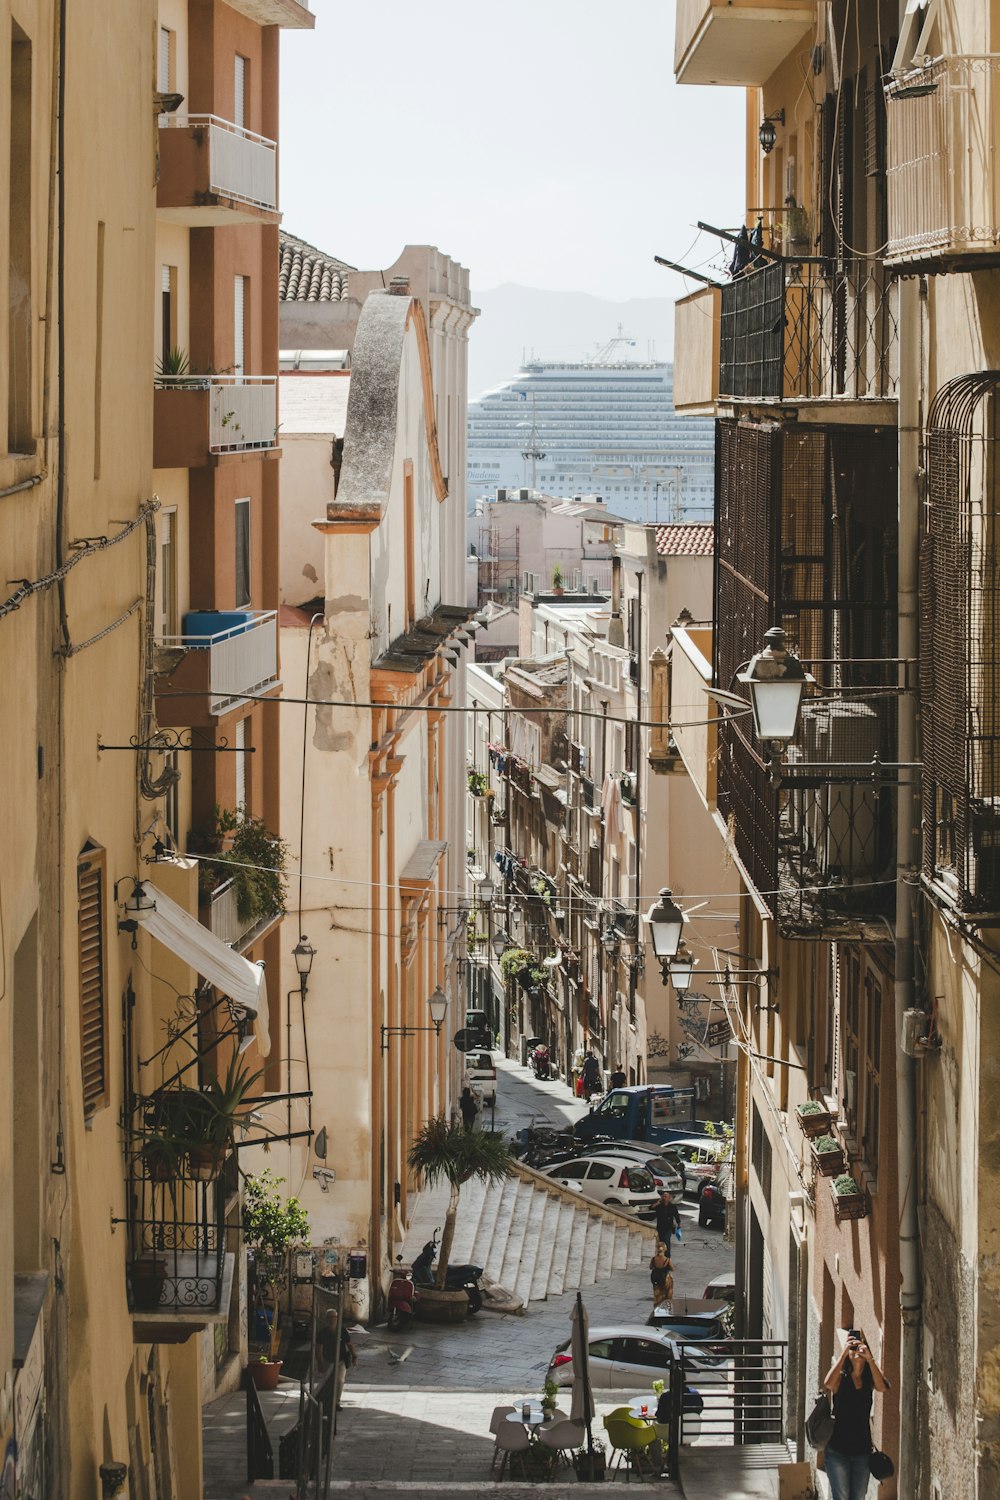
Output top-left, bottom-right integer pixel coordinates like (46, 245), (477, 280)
(407, 1115), (512, 1288)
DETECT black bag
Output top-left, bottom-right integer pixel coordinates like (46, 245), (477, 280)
(805, 1389), (835, 1449)
(869, 1449), (895, 1481)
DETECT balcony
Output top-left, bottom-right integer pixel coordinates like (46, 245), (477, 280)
(885, 57), (1000, 269)
(719, 258), (898, 405)
(675, 0), (816, 87)
(673, 287), (721, 414)
(669, 625), (717, 811)
(158, 116), (277, 224)
(224, 0), (314, 25)
(153, 376), (278, 468)
(204, 875), (280, 951)
(155, 610), (280, 727)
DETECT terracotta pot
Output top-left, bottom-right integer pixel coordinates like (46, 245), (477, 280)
(249, 1359), (283, 1391)
(187, 1144), (225, 1180)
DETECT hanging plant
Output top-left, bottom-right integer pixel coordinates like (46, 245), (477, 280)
(467, 767), (489, 797)
(499, 946), (532, 982)
(195, 805), (287, 923)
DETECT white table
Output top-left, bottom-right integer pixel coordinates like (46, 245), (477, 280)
(507, 1402), (545, 1429)
(628, 1397), (658, 1422)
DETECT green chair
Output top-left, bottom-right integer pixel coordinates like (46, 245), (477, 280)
(602, 1414), (660, 1482)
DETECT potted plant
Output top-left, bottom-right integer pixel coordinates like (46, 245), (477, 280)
(573, 1439), (607, 1482)
(541, 1376), (559, 1419)
(129, 1252), (168, 1312)
(832, 1174), (868, 1223)
(140, 1132), (184, 1184)
(407, 1116), (511, 1320)
(551, 566), (565, 596)
(243, 1169), (311, 1361)
(248, 1351), (284, 1391)
(195, 805), (288, 927)
(499, 946), (532, 986)
(796, 1099), (833, 1138)
(184, 1053), (265, 1179)
(467, 767), (489, 798)
(811, 1135), (846, 1177)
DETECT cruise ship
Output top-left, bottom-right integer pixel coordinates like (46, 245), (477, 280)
(466, 354), (714, 522)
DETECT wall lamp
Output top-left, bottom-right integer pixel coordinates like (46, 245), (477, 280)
(759, 109), (784, 155)
(380, 986), (448, 1052)
(643, 887), (685, 962)
(491, 928), (510, 960)
(292, 935), (316, 995)
(663, 941), (777, 995)
(737, 626), (814, 783)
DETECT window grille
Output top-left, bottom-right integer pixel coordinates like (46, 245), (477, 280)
(78, 844), (109, 1111)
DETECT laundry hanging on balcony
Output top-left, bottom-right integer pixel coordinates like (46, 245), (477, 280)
(124, 881), (270, 1052)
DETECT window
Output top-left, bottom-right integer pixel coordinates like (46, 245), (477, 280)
(234, 275), (247, 377)
(621, 1338), (671, 1370)
(234, 54), (248, 130)
(235, 717), (248, 817)
(558, 1161), (588, 1181)
(586, 1162), (615, 1181)
(159, 507), (178, 637)
(78, 843), (109, 1112)
(234, 497), (251, 607)
(863, 972), (882, 1170)
(843, 953), (861, 1135)
(750, 1101), (772, 1202)
(158, 26), (175, 92)
(164, 750), (180, 847)
(160, 264), (177, 367)
(8, 24), (32, 453)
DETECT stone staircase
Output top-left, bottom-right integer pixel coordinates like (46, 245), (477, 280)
(402, 1161), (655, 1307)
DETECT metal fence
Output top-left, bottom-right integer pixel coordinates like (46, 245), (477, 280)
(675, 1339), (787, 1448)
(720, 257), (898, 403)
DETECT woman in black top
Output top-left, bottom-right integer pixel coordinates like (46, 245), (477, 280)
(822, 1330), (889, 1500)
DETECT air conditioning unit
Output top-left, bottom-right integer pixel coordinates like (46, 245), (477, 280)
(806, 703), (880, 878)
(518, 488), (530, 500)
(522, 571), (539, 595)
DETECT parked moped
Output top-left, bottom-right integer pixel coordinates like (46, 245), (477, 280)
(412, 1228), (484, 1314)
(386, 1256), (419, 1330)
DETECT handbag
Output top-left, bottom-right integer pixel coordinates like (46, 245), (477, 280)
(805, 1388), (835, 1449)
(869, 1449), (894, 1481)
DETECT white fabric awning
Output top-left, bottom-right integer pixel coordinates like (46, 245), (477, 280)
(127, 881), (270, 1052)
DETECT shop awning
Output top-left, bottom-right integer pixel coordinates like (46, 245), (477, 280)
(126, 882), (270, 1049)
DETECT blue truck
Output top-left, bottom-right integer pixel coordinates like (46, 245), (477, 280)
(573, 1085), (699, 1146)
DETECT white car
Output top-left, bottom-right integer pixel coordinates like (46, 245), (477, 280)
(464, 1050), (497, 1104)
(547, 1324), (721, 1389)
(670, 1136), (729, 1197)
(584, 1142), (685, 1197)
(542, 1153), (659, 1215)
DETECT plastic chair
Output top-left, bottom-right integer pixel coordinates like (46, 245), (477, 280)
(539, 1418), (585, 1470)
(494, 1420), (531, 1480)
(489, 1406), (516, 1470)
(603, 1414), (660, 1482)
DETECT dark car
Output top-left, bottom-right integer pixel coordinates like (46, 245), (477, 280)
(698, 1178), (726, 1229)
(646, 1299), (730, 1357)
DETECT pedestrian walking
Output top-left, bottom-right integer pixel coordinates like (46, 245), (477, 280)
(609, 1067), (626, 1090)
(822, 1330), (890, 1500)
(655, 1190), (682, 1247)
(317, 1309), (357, 1411)
(649, 1242), (674, 1309)
(459, 1085), (479, 1131)
(581, 1052), (602, 1101)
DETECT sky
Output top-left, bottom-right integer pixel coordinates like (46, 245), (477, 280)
(278, 0), (746, 305)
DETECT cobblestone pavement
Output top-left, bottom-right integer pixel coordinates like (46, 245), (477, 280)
(204, 1059), (738, 1496)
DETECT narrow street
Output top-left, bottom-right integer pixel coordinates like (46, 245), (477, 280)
(204, 1061), (740, 1496)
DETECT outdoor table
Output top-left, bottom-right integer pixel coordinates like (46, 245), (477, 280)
(628, 1397), (657, 1423)
(507, 1401), (545, 1429)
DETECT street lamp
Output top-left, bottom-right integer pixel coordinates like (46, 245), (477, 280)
(491, 929), (510, 960)
(478, 876), (496, 907)
(759, 109), (784, 155)
(292, 935), (316, 994)
(380, 987), (449, 1051)
(644, 887), (685, 963)
(666, 940), (697, 993)
(738, 626), (813, 749)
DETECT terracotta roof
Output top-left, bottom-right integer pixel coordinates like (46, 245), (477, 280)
(654, 523), (714, 557)
(279, 232), (355, 302)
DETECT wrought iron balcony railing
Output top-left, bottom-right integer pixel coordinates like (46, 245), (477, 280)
(886, 56), (1000, 268)
(719, 258), (898, 404)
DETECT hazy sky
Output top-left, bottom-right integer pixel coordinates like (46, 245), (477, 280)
(279, 0), (746, 303)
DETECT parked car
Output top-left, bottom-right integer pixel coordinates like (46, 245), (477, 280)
(547, 1324), (718, 1389)
(698, 1178), (726, 1228)
(584, 1141), (685, 1196)
(703, 1273), (737, 1303)
(464, 1050), (497, 1104)
(646, 1299), (729, 1347)
(670, 1136), (730, 1197)
(542, 1153), (660, 1215)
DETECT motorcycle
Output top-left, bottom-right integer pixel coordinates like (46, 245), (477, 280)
(412, 1228), (484, 1314)
(386, 1256), (419, 1330)
(530, 1044), (551, 1081)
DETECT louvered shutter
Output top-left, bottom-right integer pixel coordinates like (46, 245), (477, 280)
(158, 27), (172, 92)
(234, 275), (246, 377)
(234, 54), (247, 130)
(235, 718), (247, 816)
(78, 848), (108, 1111)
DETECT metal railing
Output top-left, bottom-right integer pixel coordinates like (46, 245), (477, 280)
(160, 113), (277, 210)
(246, 1379), (274, 1482)
(674, 1339), (787, 1449)
(205, 876), (276, 948)
(154, 375), (278, 454)
(720, 257), (898, 402)
(124, 1129), (228, 1317)
(886, 56), (1000, 264)
(158, 609), (279, 714)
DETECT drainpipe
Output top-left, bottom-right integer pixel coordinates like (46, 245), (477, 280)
(895, 273), (922, 1499)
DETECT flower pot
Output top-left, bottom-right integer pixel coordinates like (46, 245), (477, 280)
(413, 1287), (471, 1323)
(130, 1255), (168, 1312)
(249, 1359), (283, 1391)
(811, 1144), (846, 1177)
(796, 1104), (833, 1139)
(573, 1452), (606, 1482)
(187, 1143), (226, 1180)
(831, 1181), (868, 1223)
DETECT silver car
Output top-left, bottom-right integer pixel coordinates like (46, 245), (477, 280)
(583, 1142), (684, 1197)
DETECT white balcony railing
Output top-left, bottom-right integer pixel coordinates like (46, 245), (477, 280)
(670, 625), (717, 813)
(886, 56), (1000, 264)
(160, 114), (277, 211)
(159, 610), (279, 714)
(207, 377), (278, 453)
(205, 878), (262, 947)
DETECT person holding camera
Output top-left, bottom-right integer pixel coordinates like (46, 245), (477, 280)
(822, 1328), (889, 1500)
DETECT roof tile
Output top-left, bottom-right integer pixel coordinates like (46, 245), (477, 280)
(279, 232), (355, 303)
(654, 523), (714, 557)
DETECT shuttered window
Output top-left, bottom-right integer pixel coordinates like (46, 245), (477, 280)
(234, 54), (248, 130)
(158, 27), (174, 92)
(78, 845), (109, 1112)
(234, 496), (251, 607)
(235, 718), (247, 817)
(234, 275), (246, 377)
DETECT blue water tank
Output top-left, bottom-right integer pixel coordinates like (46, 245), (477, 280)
(183, 609), (254, 643)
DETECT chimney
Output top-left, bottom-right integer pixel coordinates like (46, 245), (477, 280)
(387, 276), (410, 296)
(607, 556), (625, 647)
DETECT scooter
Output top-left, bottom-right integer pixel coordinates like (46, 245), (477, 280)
(530, 1044), (551, 1081)
(412, 1228), (485, 1314)
(386, 1256), (419, 1330)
